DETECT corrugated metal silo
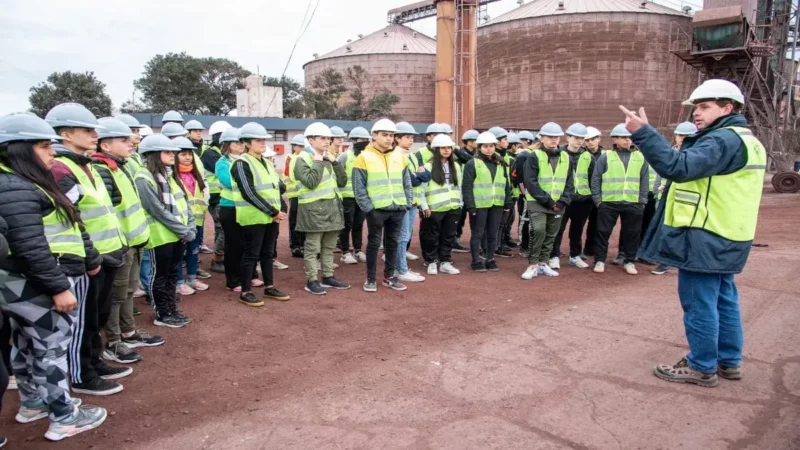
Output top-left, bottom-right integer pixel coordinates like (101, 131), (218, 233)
(303, 24), (436, 123)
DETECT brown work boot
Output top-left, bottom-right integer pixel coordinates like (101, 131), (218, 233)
(717, 365), (741, 380)
(654, 358), (718, 387)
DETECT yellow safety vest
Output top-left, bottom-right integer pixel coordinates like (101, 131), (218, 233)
(203, 146), (222, 194)
(184, 176), (207, 227)
(362, 149), (407, 209)
(292, 152), (339, 204)
(93, 164), (150, 247)
(423, 162), (461, 212)
(406, 152), (422, 205)
(472, 158), (506, 208)
(574, 151), (593, 196)
(418, 146), (434, 165)
(526, 149), (569, 201)
(340, 151), (356, 199)
(602, 150), (645, 202)
(230, 153), (281, 226)
(135, 172), (189, 249)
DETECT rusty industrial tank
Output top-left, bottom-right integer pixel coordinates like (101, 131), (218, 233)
(303, 24), (436, 123)
(475, 0), (699, 135)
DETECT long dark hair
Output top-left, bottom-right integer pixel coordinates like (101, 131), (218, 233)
(144, 152), (187, 204)
(178, 150), (206, 192)
(0, 141), (81, 225)
(431, 147), (459, 186)
(221, 142), (233, 156)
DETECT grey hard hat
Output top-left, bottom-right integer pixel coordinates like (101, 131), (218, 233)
(395, 122), (417, 135)
(329, 126), (347, 138)
(565, 123), (588, 138)
(290, 134), (306, 146)
(461, 129), (479, 141)
(45, 103), (103, 129)
(610, 124), (632, 137)
(674, 121), (698, 135)
(97, 118), (135, 140)
(172, 136), (197, 150)
(239, 122), (271, 139)
(184, 120), (205, 131)
(219, 127), (240, 143)
(518, 130), (535, 141)
(139, 134), (181, 154)
(425, 123), (444, 135)
(488, 126), (508, 139)
(348, 127), (370, 140)
(538, 122), (564, 137)
(441, 123), (454, 133)
(114, 113), (145, 129)
(507, 132), (521, 144)
(161, 110), (184, 124)
(0, 113), (63, 145)
(161, 122), (188, 137)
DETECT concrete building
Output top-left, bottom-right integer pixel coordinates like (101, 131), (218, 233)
(303, 24), (437, 124)
(236, 74), (283, 117)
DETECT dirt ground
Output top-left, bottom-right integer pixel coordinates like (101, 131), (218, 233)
(2, 188), (799, 450)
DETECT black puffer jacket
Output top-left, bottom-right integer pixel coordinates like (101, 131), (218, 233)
(0, 171), (101, 295)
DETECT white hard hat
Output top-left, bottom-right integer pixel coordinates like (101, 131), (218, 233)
(475, 131), (498, 145)
(304, 122), (332, 137)
(209, 120), (232, 136)
(139, 125), (154, 137)
(263, 145), (276, 158)
(610, 124), (632, 137)
(683, 79), (744, 106)
(584, 126), (601, 139)
(431, 134), (456, 148)
(371, 118), (397, 133)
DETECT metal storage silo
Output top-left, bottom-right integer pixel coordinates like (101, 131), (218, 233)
(475, 0), (699, 135)
(303, 24), (436, 123)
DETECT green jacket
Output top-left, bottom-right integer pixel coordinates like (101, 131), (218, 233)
(292, 154), (347, 232)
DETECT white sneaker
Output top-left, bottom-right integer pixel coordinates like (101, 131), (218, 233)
(406, 251), (419, 261)
(355, 251), (367, 263)
(381, 254), (385, 262)
(427, 263), (438, 275)
(176, 284), (195, 296)
(397, 271), (425, 282)
(624, 262), (639, 275)
(521, 265), (539, 280)
(593, 262), (605, 273)
(568, 256), (589, 269)
(187, 280), (209, 291)
(538, 263), (559, 277)
(273, 260), (289, 270)
(439, 262), (460, 275)
(132, 289), (146, 298)
(341, 252), (358, 265)
(548, 257), (561, 270)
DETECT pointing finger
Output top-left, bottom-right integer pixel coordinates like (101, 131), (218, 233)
(618, 105), (637, 117)
(639, 107), (649, 123)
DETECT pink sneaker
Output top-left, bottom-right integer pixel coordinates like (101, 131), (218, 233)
(251, 279), (264, 287)
(176, 284), (195, 296)
(227, 286), (242, 293)
(188, 280), (209, 291)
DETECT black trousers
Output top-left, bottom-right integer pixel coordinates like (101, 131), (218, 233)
(220, 206), (243, 289)
(584, 204), (599, 256)
(340, 197), (366, 252)
(289, 197), (304, 250)
(518, 197), (530, 251)
(594, 202), (644, 264)
(366, 209), (405, 281)
(241, 223), (279, 290)
(642, 192), (657, 237)
(149, 241), (186, 317)
(72, 264), (117, 383)
(0, 315), (9, 414)
(456, 208), (468, 239)
(0, 345), (6, 415)
(469, 206), (504, 264)
(551, 201), (595, 258)
(499, 203), (516, 247)
(420, 208), (460, 264)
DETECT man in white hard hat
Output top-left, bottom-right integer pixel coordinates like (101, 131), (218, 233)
(549, 123), (589, 270)
(578, 126), (604, 260)
(619, 79), (766, 388)
(455, 130), (479, 250)
(336, 128), (371, 263)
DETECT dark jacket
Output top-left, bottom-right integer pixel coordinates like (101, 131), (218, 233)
(91, 152), (129, 207)
(632, 114), (750, 274)
(591, 146), (649, 206)
(462, 153), (513, 212)
(403, 148), (432, 197)
(561, 145), (593, 204)
(454, 146), (474, 166)
(0, 216), (7, 263)
(511, 150), (531, 197)
(523, 147), (574, 212)
(0, 171), (101, 294)
(293, 151), (348, 232)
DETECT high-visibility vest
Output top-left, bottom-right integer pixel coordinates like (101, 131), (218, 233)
(0, 164), (85, 257)
(502, 152), (519, 197)
(126, 153), (143, 177)
(418, 146), (434, 165)
(284, 154), (301, 199)
(574, 151), (593, 196)
(57, 157), (126, 254)
(423, 162), (461, 212)
(526, 149), (569, 201)
(292, 152), (339, 204)
(648, 164), (659, 193)
(340, 151), (356, 199)
(406, 152), (422, 205)
(203, 146), (222, 194)
(602, 150), (644, 202)
(230, 153), (281, 226)
(362, 149), (407, 210)
(664, 126), (766, 242)
(94, 164), (150, 247)
(472, 158), (506, 208)
(184, 176), (207, 227)
(219, 156), (235, 206)
(135, 172), (189, 249)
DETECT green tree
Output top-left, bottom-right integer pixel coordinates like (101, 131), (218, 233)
(28, 71), (113, 118)
(263, 76), (306, 118)
(307, 68), (347, 119)
(338, 66), (400, 121)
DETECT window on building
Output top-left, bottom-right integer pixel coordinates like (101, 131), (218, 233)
(268, 131), (287, 141)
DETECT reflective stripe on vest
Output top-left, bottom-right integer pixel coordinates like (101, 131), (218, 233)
(203, 146), (222, 194)
(94, 164), (151, 247)
(57, 157), (126, 254)
(294, 152), (339, 204)
(664, 126), (766, 242)
(601, 150), (644, 202)
(362, 149), (406, 209)
(185, 177), (207, 227)
(648, 164), (658, 193)
(341, 151), (356, 199)
(574, 151), (593, 196)
(472, 158), (506, 208)
(418, 146), (434, 165)
(406, 153), (422, 205)
(526, 150), (569, 201)
(135, 172), (189, 249)
(423, 162), (461, 212)
(230, 153), (281, 226)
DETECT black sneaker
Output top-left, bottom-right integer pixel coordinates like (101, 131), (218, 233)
(133, 307), (142, 316)
(102, 342), (142, 364)
(363, 280), (377, 292)
(144, 297), (153, 307)
(154, 313), (187, 328)
(123, 331), (165, 348)
(452, 242), (469, 253)
(264, 287), (291, 301)
(291, 248), (304, 258)
(94, 361), (133, 380)
(305, 281), (327, 295)
(239, 292), (265, 307)
(485, 260), (500, 272)
(471, 261), (487, 272)
(321, 277), (351, 290)
(506, 241), (519, 248)
(0, 436), (6, 447)
(495, 248), (513, 258)
(382, 276), (407, 291)
(173, 309), (193, 324)
(72, 377), (123, 396)
(652, 264), (672, 275)
(211, 260), (226, 273)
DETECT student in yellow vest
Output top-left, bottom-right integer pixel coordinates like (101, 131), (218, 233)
(462, 132), (512, 272)
(351, 119), (414, 292)
(173, 137), (211, 296)
(184, 120), (205, 156)
(230, 122), (291, 306)
(134, 134), (196, 329)
(416, 123), (445, 166)
(337, 127), (370, 264)
(329, 126), (347, 159)
(621, 80), (766, 387)
(420, 134), (463, 275)
(574, 126), (604, 261)
(286, 134), (308, 258)
(520, 122), (574, 280)
(92, 118), (165, 366)
(455, 129), (479, 246)
(590, 123), (649, 275)
(0, 113), (108, 441)
(46, 102), (130, 396)
(292, 122), (350, 295)
(202, 120), (233, 273)
(486, 127), (513, 257)
(264, 146), (290, 272)
(511, 132), (539, 257)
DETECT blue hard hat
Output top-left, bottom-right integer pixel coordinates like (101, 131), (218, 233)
(674, 121), (698, 135)
(610, 124), (632, 137)
(45, 103), (103, 129)
(348, 127), (370, 140)
(395, 122), (417, 135)
(488, 126), (508, 139)
(518, 130), (535, 141)
(290, 134), (306, 146)
(114, 114), (145, 129)
(161, 110), (184, 124)
(538, 122), (564, 137)
(172, 136), (196, 150)
(219, 127), (240, 143)
(0, 113), (63, 144)
(184, 120), (205, 131)
(161, 122), (188, 137)
(565, 123), (588, 138)
(97, 118), (135, 140)
(239, 122), (271, 139)
(329, 126), (347, 138)
(461, 129), (479, 141)
(507, 132), (521, 144)
(139, 134), (181, 154)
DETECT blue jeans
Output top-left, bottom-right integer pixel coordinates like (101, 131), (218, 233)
(396, 206), (417, 275)
(139, 249), (151, 290)
(177, 226), (203, 285)
(678, 269), (743, 373)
